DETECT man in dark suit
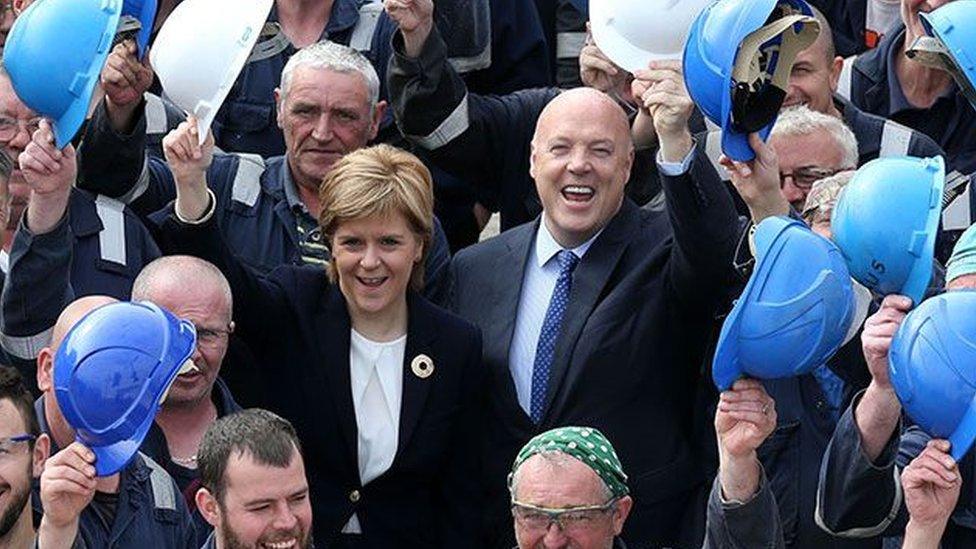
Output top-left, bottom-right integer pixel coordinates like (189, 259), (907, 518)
(446, 64), (741, 547)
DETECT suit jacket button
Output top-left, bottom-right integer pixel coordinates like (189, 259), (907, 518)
(349, 490), (361, 503)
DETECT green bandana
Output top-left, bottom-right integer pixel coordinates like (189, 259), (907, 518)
(510, 426), (629, 498)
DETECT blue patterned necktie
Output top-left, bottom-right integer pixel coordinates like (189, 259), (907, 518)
(530, 250), (580, 424)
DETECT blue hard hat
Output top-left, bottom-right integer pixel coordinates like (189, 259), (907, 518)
(890, 290), (976, 461)
(2, 0), (123, 148)
(122, 0), (158, 57)
(831, 156), (945, 306)
(683, 0), (820, 161)
(712, 216), (855, 390)
(54, 301), (196, 476)
(919, 1), (976, 109)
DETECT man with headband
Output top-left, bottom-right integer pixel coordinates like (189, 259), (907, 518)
(508, 379), (784, 548)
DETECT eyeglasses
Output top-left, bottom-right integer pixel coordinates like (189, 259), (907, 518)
(779, 167), (848, 190)
(511, 498), (618, 534)
(193, 325), (232, 349)
(0, 116), (42, 142)
(0, 434), (35, 463)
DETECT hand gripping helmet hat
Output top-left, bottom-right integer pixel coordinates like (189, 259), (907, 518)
(53, 301), (197, 476)
(2, 0), (123, 147)
(119, 0), (158, 58)
(683, 0), (820, 161)
(906, 1), (976, 109)
(590, 0), (713, 71)
(150, 0), (273, 143)
(889, 290), (976, 461)
(831, 156), (945, 306)
(713, 216), (855, 390)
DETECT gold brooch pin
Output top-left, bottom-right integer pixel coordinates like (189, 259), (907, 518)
(411, 354), (434, 379)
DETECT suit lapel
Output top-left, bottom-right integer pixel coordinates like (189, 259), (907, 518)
(316, 286), (360, 472)
(397, 294), (437, 457)
(487, 222), (537, 426)
(542, 202), (640, 421)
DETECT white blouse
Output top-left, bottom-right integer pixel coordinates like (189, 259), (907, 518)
(342, 328), (406, 534)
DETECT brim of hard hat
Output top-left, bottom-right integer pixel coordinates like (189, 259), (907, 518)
(86, 317), (196, 477)
(919, 10), (976, 109)
(590, 4), (682, 72)
(949, 394), (976, 461)
(713, 216), (799, 390)
(122, 0), (158, 58)
(52, 15), (120, 149)
(151, 0), (273, 145)
(900, 156), (946, 305)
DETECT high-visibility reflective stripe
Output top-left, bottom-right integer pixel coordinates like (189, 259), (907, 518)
(0, 327), (53, 360)
(556, 31), (586, 59)
(144, 93), (168, 136)
(350, 2), (383, 52)
(409, 94), (470, 150)
(143, 454), (177, 511)
(879, 120), (912, 157)
(95, 195), (127, 265)
(231, 154), (266, 207)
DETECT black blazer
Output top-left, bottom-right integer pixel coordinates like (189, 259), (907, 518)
(449, 142), (740, 548)
(161, 213), (486, 548)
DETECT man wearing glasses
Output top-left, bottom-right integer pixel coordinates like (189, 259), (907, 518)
(508, 379), (783, 549)
(0, 365), (48, 548)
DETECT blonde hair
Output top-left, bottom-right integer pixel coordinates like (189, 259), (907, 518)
(318, 144), (434, 291)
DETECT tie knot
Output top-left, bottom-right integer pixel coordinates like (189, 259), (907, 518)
(556, 250), (580, 274)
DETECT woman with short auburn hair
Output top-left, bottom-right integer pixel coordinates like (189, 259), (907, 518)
(165, 143), (485, 547)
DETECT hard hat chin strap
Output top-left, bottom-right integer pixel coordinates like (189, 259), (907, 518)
(907, 35), (976, 109)
(730, 14), (820, 133)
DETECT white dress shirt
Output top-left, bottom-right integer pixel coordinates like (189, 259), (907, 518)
(342, 329), (406, 534)
(508, 218), (600, 414)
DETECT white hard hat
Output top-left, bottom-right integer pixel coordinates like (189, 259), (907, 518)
(590, 0), (713, 72)
(150, 0), (273, 143)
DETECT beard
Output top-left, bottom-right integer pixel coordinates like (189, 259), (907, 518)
(0, 479), (31, 539)
(220, 522), (313, 549)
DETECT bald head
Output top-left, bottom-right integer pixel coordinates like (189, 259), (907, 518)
(51, 295), (118, 352)
(132, 256), (233, 322)
(533, 88), (632, 150)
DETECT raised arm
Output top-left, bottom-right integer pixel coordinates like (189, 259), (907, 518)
(816, 296), (914, 538)
(648, 63), (739, 312)
(1, 123), (75, 370)
(704, 379), (784, 548)
(77, 41), (178, 215)
(386, 0), (557, 204)
(153, 119), (288, 350)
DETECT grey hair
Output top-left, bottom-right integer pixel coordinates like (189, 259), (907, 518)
(131, 256), (233, 321)
(508, 450), (614, 502)
(771, 105), (859, 168)
(279, 40), (380, 112)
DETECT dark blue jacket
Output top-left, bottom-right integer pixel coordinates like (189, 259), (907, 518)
(0, 191), (160, 390)
(389, 26), (667, 231)
(808, 0), (870, 57)
(156, 208), (486, 547)
(817, 391), (976, 548)
(448, 140), (741, 548)
(211, 0), (550, 158)
(847, 25), (976, 174)
(759, 374), (880, 549)
(33, 398), (197, 549)
(139, 378), (243, 548)
(77, 99), (452, 306)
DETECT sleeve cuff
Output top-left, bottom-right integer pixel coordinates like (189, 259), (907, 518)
(174, 189), (217, 225)
(656, 145), (697, 176)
